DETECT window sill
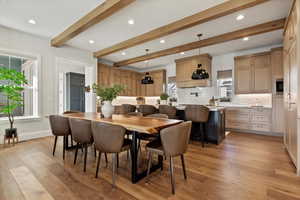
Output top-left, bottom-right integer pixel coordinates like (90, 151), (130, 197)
(0, 116), (41, 124)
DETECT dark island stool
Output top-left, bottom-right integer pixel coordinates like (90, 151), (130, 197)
(184, 105), (210, 147)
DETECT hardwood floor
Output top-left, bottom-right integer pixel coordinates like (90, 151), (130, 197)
(1, 132), (300, 200)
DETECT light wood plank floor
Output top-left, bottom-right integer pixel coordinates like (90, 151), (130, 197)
(1, 132), (300, 200)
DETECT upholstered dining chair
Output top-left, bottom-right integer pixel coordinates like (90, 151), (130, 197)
(69, 118), (96, 172)
(138, 104), (157, 116)
(159, 105), (177, 119)
(121, 104), (137, 114)
(63, 110), (81, 147)
(91, 121), (131, 187)
(184, 105), (210, 147)
(146, 121), (192, 194)
(49, 115), (71, 160)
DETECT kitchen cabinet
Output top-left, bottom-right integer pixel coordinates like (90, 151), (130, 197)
(175, 54), (212, 88)
(234, 52), (272, 94)
(97, 63), (166, 97)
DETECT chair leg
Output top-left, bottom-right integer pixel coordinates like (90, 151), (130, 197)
(63, 136), (66, 160)
(200, 123), (205, 148)
(53, 136), (58, 156)
(112, 153), (117, 187)
(95, 151), (101, 178)
(94, 145), (97, 158)
(117, 153), (119, 168)
(169, 156), (175, 194)
(146, 151), (152, 181)
(84, 144), (88, 172)
(74, 143), (79, 165)
(105, 153), (108, 167)
(180, 154), (187, 180)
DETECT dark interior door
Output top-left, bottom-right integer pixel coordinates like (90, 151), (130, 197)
(66, 72), (85, 112)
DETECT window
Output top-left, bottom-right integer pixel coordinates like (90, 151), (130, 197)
(217, 70), (232, 102)
(0, 53), (38, 118)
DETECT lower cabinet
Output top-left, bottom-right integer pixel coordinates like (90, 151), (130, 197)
(226, 107), (272, 133)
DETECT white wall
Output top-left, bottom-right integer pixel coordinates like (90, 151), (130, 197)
(0, 25), (97, 143)
(141, 44), (281, 105)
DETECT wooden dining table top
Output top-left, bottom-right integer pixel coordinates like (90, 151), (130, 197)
(62, 112), (182, 134)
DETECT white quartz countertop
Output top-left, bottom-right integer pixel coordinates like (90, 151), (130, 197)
(176, 104), (272, 111)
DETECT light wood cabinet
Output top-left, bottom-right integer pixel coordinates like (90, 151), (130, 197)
(234, 52), (271, 94)
(97, 63), (166, 97)
(175, 54), (212, 88)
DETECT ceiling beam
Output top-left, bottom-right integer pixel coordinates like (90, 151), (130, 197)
(51, 0), (135, 47)
(114, 18), (285, 67)
(94, 0), (270, 58)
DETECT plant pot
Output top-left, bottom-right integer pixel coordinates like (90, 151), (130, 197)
(5, 128), (17, 138)
(101, 101), (114, 118)
(160, 100), (168, 105)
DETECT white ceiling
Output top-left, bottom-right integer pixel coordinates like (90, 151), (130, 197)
(0, 0), (293, 69)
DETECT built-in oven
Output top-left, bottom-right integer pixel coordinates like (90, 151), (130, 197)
(275, 79), (283, 95)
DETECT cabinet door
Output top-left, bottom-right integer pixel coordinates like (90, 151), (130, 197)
(252, 54), (271, 93)
(234, 58), (252, 94)
(176, 60), (192, 82)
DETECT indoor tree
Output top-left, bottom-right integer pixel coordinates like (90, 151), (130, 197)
(0, 67), (28, 137)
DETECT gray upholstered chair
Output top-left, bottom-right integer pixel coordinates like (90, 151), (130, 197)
(138, 104), (157, 116)
(127, 112), (143, 117)
(69, 118), (94, 172)
(49, 115), (71, 160)
(91, 122), (131, 187)
(146, 121), (192, 194)
(147, 113), (169, 119)
(184, 105), (210, 147)
(121, 104), (137, 114)
(159, 105), (177, 119)
(63, 110), (81, 147)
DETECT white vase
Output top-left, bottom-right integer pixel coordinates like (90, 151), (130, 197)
(101, 101), (114, 118)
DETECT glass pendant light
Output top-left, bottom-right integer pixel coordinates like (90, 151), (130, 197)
(191, 34), (209, 80)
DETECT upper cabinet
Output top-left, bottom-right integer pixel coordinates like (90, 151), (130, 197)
(234, 52), (272, 94)
(175, 54), (212, 88)
(97, 63), (166, 97)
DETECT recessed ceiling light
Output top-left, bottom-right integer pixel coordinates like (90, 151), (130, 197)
(144, 60), (149, 63)
(121, 52), (126, 56)
(128, 19), (135, 25)
(28, 19), (36, 25)
(236, 14), (245, 21)
(89, 40), (95, 44)
(243, 37), (249, 41)
(180, 52), (185, 55)
(160, 39), (165, 44)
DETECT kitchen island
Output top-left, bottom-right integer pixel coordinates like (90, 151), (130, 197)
(176, 105), (226, 145)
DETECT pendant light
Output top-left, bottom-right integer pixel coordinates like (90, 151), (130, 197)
(191, 34), (209, 80)
(141, 49), (154, 84)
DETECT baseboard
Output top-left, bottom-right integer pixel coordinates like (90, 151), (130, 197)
(0, 130), (52, 144)
(226, 128), (283, 137)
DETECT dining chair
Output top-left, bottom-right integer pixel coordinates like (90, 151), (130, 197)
(146, 121), (192, 194)
(184, 105), (210, 147)
(69, 118), (95, 172)
(159, 105), (177, 119)
(49, 115), (71, 160)
(91, 121), (131, 187)
(63, 110), (81, 147)
(121, 104), (137, 114)
(138, 104), (158, 116)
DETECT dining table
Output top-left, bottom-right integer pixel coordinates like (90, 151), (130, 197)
(62, 112), (182, 183)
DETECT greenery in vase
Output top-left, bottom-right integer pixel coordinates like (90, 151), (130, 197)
(160, 93), (169, 101)
(92, 84), (124, 102)
(0, 67), (28, 130)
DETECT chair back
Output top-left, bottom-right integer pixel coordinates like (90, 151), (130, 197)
(49, 115), (70, 136)
(127, 112), (143, 117)
(91, 122), (126, 153)
(147, 113), (168, 119)
(138, 104), (157, 116)
(159, 105), (177, 119)
(184, 105), (210, 123)
(160, 121), (192, 157)
(121, 104), (136, 114)
(69, 118), (93, 144)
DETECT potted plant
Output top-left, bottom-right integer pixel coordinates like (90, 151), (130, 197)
(92, 84), (124, 118)
(160, 93), (169, 105)
(0, 67), (28, 138)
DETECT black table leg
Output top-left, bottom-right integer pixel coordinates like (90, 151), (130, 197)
(130, 131), (163, 184)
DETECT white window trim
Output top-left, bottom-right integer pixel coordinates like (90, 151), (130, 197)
(0, 47), (42, 121)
